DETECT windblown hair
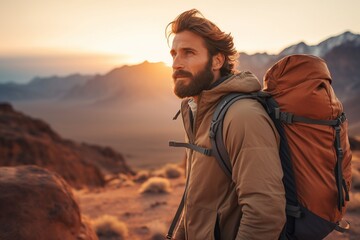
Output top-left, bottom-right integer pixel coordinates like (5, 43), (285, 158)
(166, 9), (238, 76)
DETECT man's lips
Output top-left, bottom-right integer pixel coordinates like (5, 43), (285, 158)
(175, 76), (189, 80)
(173, 70), (192, 80)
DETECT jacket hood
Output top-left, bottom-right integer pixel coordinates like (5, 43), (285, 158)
(200, 71), (261, 106)
(179, 71), (261, 134)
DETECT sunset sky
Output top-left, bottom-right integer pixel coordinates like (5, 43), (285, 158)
(0, 0), (359, 83)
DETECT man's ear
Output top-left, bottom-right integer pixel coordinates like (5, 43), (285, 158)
(212, 53), (225, 71)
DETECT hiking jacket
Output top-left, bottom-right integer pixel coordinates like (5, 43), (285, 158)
(174, 72), (286, 240)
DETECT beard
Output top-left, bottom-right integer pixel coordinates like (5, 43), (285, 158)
(172, 58), (214, 99)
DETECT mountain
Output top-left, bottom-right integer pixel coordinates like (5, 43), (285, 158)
(0, 74), (92, 102)
(0, 61), (173, 105)
(239, 31), (360, 80)
(279, 31), (360, 57)
(0, 102), (134, 188)
(64, 61), (173, 104)
(238, 52), (278, 84)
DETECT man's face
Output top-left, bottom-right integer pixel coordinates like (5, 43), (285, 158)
(170, 30), (214, 98)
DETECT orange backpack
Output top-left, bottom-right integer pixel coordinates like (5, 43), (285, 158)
(262, 54), (352, 239)
(168, 54), (352, 240)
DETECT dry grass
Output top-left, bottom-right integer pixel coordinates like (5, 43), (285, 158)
(151, 164), (184, 179)
(133, 170), (150, 183)
(151, 169), (166, 178)
(146, 220), (167, 240)
(139, 177), (172, 194)
(92, 215), (129, 240)
(162, 164), (183, 179)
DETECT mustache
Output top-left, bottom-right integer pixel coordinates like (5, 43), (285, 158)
(172, 70), (193, 79)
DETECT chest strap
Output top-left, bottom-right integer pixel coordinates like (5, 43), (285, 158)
(169, 141), (212, 156)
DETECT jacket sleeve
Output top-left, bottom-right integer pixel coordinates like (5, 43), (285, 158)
(223, 99), (286, 240)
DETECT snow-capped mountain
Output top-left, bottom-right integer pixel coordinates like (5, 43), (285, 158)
(279, 31), (360, 57)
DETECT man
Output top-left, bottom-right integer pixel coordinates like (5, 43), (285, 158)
(166, 9), (286, 240)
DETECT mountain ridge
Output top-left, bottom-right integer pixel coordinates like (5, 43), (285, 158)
(1, 31), (358, 104)
(0, 102), (134, 188)
(279, 31), (360, 57)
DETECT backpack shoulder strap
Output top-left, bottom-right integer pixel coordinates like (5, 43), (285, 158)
(210, 92), (303, 221)
(209, 92), (266, 179)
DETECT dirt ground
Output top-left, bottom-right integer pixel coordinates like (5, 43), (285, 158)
(76, 177), (186, 240)
(76, 151), (360, 240)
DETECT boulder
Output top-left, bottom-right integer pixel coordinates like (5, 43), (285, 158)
(0, 165), (97, 240)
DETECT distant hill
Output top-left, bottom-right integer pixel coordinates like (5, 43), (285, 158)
(0, 74), (92, 102)
(0, 103), (134, 188)
(63, 61), (173, 104)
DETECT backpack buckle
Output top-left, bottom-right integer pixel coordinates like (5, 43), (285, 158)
(337, 113), (347, 125)
(279, 112), (294, 124)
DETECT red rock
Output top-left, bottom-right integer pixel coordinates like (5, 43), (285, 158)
(0, 165), (97, 240)
(0, 103), (134, 188)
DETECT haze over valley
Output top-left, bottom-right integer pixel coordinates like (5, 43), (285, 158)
(1, 31), (360, 169)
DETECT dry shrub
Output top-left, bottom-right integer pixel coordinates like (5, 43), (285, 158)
(121, 180), (135, 187)
(134, 170), (150, 183)
(151, 169), (166, 178)
(107, 178), (123, 188)
(163, 164), (183, 179)
(148, 221), (167, 240)
(106, 174), (134, 188)
(104, 174), (118, 183)
(347, 192), (360, 212)
(118, 173), (131, 181)
(139, 177), (172, 194)
(93, 215), (128, 240)
(151, 164), (183, 179)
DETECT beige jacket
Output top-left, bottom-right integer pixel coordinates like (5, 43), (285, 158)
(174, 72), (286, 240)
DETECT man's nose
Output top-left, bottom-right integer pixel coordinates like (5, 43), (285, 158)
(172, 55), (184, 70)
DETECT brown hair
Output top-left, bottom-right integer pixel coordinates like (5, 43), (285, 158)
(166, 9), (238, 76)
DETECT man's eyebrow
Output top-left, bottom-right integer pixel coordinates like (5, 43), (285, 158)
(170, 47), (197, 55)
(182, 47), (196, 52)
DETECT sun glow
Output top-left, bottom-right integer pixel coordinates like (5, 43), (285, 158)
(1, 0), (359, 83)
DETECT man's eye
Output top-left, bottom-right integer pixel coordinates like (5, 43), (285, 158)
(185, 50), (194, 55)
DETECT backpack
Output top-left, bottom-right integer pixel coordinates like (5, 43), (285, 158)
(167, 54), (352, 240)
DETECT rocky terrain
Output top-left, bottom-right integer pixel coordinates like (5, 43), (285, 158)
(0, 103), (134, 188)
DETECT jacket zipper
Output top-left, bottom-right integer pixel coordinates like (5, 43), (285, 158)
(182, 95), (202, 240)
(181, 106), (193, 240)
